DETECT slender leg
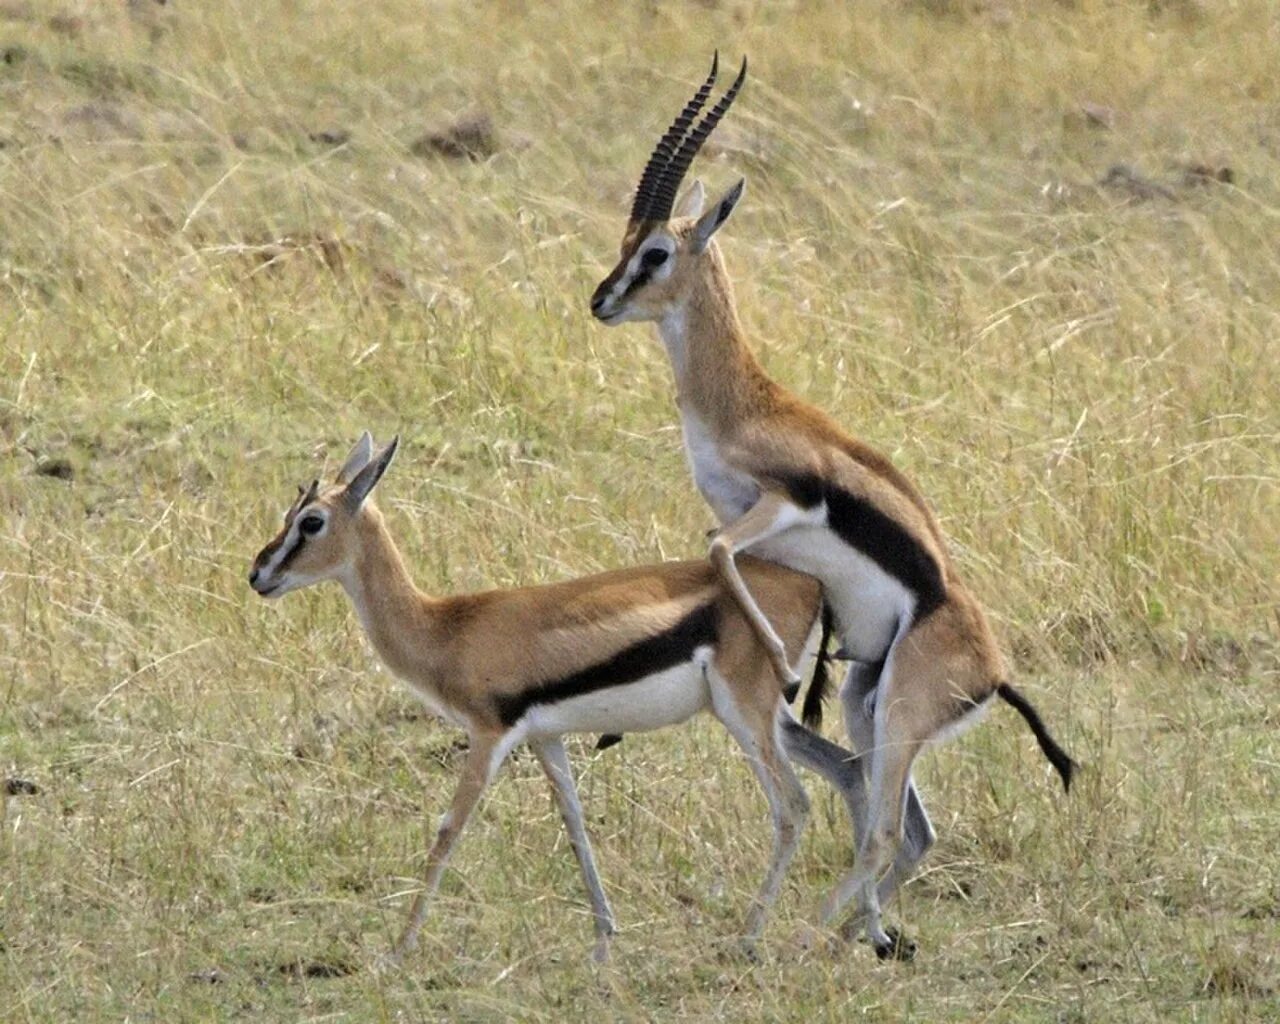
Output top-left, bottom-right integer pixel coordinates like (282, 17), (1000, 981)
(779, 714), (891, 955)
(840, 661), (935, 908)
(531, 737), (617, 963)
(824, 626), (979, 962)
(832, 706), (925, 960)
(389, 732), (504, 961)
(817, 600), (996, 961)
(779, 716), (867, 839)
(709, 673), (810, 948)
(817, 714), (924, 958)
(708, 492), (816, 687)
(779, 714), (890, 945)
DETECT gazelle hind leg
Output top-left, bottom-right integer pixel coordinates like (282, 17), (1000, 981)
(779, 716), (865, 833)
(707, 669), (810, 947)
(839, 661), (936, 908)
(531, 738), (617, 963)
(819, 694), (926, 960)
(826, 610), (992, 961)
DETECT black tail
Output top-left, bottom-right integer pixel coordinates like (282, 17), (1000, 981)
(996, 683), (1076, 793)
(800, 603), (836, 728)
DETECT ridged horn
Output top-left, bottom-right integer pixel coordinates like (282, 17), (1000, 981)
(648, 56), (747, 222)
(629, 53), (720, 223)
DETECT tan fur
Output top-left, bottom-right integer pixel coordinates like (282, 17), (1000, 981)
(249, 438), (835, 963)
(256, 493), (820, 725)
(593, 181), (1066, 954)
(600, 218), (969, 682)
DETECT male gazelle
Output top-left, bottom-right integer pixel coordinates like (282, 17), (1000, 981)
(589, 56), (1076, 959)
(248, 432), (874, 964)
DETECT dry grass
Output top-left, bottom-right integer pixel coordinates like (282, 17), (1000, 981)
(2, 1), (1277, 1021)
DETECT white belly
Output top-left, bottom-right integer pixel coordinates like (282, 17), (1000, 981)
(753, 526), (912, 663)
(400, 679), (473, 730)
(522, 657), (711, 738)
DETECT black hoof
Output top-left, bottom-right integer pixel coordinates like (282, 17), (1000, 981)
(873, 928), (917, 962)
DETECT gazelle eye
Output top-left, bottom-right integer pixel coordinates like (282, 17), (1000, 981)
(299, 514), (325, 536)
(642, 248), (669, 268)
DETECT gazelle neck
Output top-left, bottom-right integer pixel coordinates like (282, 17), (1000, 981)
(338, 505), (443, 681)
(656, 244), (777, 429)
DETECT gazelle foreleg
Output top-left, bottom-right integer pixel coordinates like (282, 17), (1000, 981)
(390, 731), (506, 961)
(708, 492), (817, 687)
(530, 738), (617, 963)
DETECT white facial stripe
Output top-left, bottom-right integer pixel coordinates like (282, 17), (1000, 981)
(260, 504), (325, 581)
(610, 236), (677, 303)
(260, 521), (303, 580)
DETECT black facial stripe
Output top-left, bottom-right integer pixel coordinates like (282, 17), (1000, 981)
(494, 602), (720, 727)
(253, 532), (291, 576)
(777, 472), (947, 618)
(273, 533), (306, 575)
(622, 265), (654, 298)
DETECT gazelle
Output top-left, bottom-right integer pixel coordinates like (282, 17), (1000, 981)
(248, 431), (875, 964)
(589, 55), (1076, 959)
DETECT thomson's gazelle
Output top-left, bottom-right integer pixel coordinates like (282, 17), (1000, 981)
(590, 56), (1077, 959)
(249, 432), (869, 963)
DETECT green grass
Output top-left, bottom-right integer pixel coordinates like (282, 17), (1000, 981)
(2, 1), (1277, 1020)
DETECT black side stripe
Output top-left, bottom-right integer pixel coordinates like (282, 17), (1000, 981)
(777, 471), (947, 618)
(494, 602), (719, 727)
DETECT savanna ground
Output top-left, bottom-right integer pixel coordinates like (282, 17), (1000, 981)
(2, 1), (1277, 1020)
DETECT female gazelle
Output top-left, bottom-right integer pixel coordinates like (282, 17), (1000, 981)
(249, 432), (873, 964)
(590, 55), (1076, 959)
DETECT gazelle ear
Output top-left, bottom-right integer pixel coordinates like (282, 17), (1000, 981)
(691, 178), (745, 254)
(337, 431), (374, 485)
(345, 435), (399, 510)
(675, 179), (706, 218)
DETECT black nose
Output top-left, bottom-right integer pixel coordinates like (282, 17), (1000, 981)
(590, 277), (617, 316)
(249, 568), (260, 587)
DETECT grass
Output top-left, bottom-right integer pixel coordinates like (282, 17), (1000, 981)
(2, 1), (1277, 1020)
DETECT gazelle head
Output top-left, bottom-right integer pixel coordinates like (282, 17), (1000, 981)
(248, 432), (398, 599)
(590, 53), (747, 326)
